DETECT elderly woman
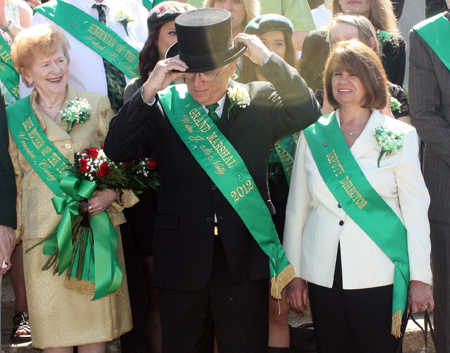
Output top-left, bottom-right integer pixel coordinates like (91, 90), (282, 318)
(284, 40), (433, 353)
(8, 24), (134, 352)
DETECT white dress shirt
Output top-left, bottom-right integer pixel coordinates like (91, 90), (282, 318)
(283, 110), (432, 290)
(20, 0), (149, 98)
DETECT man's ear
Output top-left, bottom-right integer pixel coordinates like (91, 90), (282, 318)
(228, 60), (237, 78)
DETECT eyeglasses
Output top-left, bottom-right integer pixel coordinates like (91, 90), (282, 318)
(184, 68), (223, 82)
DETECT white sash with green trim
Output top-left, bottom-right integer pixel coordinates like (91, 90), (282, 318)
(158, 84), (295, 298)
(414, 13), (450, 72)
(0, 36), (19, 100)
(303, 112), (409, 337)
(35, 0), (139, 79)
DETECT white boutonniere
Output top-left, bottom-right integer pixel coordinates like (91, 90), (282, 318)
(374, 124), (404, 167)
(115, 9), (134, 36)
(227, 86), (250, 109)
(390, 97), (402, 113)
(60, 97), (92, 133)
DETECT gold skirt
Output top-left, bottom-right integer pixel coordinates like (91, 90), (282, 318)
(22, 230), (132, 349)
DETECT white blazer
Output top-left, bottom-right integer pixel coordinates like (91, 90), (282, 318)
(283, 110), (432, 290)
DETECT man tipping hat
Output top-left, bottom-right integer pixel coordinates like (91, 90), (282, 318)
(104, 8), (320, 353)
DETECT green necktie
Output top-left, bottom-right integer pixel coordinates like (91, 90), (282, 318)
(206, 103), (220, 124)
(92, 4), (126, 113)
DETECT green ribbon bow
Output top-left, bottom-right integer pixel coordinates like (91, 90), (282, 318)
(44, 171), (123, 300)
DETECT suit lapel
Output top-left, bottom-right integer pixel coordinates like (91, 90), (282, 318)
(220, 79), (239, 133)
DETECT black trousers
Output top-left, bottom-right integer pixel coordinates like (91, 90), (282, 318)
(430, 220), (450, 353)
(159, 236), (269, 353)
(308, 247), (406, 353)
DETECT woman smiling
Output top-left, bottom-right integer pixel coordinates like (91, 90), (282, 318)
(7, 24), (134, 352)
(284, 40), (433, 353)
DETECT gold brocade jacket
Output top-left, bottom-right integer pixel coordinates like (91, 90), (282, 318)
(8, 85), (138, 242)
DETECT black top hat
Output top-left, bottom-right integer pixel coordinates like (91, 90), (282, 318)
(166, 8), (247, 72)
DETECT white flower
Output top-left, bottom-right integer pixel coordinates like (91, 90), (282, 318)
(60, 97), (91, 133)
(227, 86), (250, 108)
(114, 9), (134, 35)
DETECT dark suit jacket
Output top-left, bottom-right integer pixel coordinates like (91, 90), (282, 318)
(410, 13), (450, 224)
(0, 96), (16, 228)
(104, 54), (321, 290)
(426, 0), (448, 18)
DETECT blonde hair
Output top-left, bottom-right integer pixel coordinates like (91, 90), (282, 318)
(331, 0), (398, 35)
(11, 24), (70, 87)
(203, 0), (261, 28)
(327, 14), (381, 57)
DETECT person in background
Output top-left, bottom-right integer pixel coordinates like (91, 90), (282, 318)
(316, 15), (410, 125)
(19, 0), (149, 113)
(189, 0), (315, 51)
(410, 10), (450, 352)
(9, 24), (136, 353)
(203, 0), (260, 38)
(284, 40), (434, 353)
(300, 0), (405, 92)
(241, 14), (298, 353)
(121, 3), (195, 352)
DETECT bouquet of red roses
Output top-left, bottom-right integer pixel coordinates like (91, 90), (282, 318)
(29, 146), (159, 300)
(73, 146), (159, 194)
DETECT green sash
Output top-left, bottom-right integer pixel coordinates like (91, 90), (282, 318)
(271, 133), (298, 185)
(158, 85), (295, 298)
(0, 36), (19, 100)
(142, 0), (153, 11)
(35, 0), (139, 79)
(6, 98), (69, 195)
(415, 13), (450, 72)
(303, 113), (409, 337)
(7, 98), (122, 300)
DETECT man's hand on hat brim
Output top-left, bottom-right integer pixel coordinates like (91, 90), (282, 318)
(234, 33), (272, 66)
(142, 58), (188, 103)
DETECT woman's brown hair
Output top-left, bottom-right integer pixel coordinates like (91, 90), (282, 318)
(324, 40), (388, 109)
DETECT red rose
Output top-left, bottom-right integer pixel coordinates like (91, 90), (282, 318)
(80, 159), (90, 173)
(146, 159), (157, 169)
(101, 144), (104, 149)
(123, 161), (131, 167)
(84, 147), (99, 159)
(97, 162), (110, 178)
(89, 147), (99, 159)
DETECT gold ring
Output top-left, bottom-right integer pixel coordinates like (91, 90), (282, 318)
(89, 206), (93, 213)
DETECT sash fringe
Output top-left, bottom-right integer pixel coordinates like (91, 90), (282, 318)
(64, 277), (122, 297)
(270, 264), (296, 299)
(64, 277), (95, 294)
(391, 309), (402, 338)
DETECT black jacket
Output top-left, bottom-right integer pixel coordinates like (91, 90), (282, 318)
(104, 54), (321, 290)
